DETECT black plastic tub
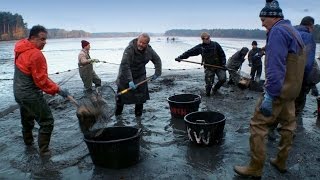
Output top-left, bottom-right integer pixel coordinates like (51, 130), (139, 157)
(184, 111), (225, 146)
(84, 126), (141, 169)
(167, 94), (201, 119)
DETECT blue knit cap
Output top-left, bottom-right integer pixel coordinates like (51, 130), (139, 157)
(259, 0), (284, 18)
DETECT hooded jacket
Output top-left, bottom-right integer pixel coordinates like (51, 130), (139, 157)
(226, 47), (249, 71)
(13, 39), (59, 100)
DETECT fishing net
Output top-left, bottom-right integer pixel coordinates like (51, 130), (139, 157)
(76, 84), (116, 135)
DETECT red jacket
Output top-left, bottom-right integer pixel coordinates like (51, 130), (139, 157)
(14, 39), (59, 95)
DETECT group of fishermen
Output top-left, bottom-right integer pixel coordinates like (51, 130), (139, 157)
(12, 0), (319, 178)
(175, 32), (265, 96)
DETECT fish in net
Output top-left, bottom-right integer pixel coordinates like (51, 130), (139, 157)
(76, 85), (116, 136)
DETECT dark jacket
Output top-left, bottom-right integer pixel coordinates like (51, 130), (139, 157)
(116, 38), (162, 104)
(179, 41), (226, 67)
(248, 47), (263, 67)
(226, 47), (249, 71)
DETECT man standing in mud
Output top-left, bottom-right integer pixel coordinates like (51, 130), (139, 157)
(234, 0), (306, 178)
(13, 25), (70, 156)
(78, 40), (101, 95)
(294, 16), (317, 116)
(175, 32), (227, 96)
(115, 33), (162, 117)
(248, 41), (264, 82)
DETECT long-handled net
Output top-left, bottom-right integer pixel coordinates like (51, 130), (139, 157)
(75, 77), (152, 136)
(76, 84), (116, 135)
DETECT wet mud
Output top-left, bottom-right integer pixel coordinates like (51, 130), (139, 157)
(0, 69), (320, 179)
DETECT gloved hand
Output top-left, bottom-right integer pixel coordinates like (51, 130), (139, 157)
(58, 88), (70, 98)
(128, 81), (137, 90)
(175, 57), (181, 62)
(89, 59), (100, 63)
(260, 93), (274, 117)
(151, 74), (159, 81)
(248, 63), (252, 67)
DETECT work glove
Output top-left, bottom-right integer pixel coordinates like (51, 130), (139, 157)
(175, 57), (181, 62)
(128, 81), (137, 90)
(58, 88), (70, 98)
(89, 59), (100, 63)
(151, 74), (159, 81)
(260, 93), (274, 117)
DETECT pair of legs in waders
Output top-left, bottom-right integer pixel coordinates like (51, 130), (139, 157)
(79, 65), (101, 95)
(234, 95), (296, 178)
(205, 68), (226, 96)
(17, 98), (54, 156)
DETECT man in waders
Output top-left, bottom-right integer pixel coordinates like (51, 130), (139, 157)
(226, 47), (249, 85)
(78, 40), (101, 95)
(175, 32), (227, 96)
(13, 25), (70, 156)
(233, 0), (306, 178)
(115, 33), (162, 117)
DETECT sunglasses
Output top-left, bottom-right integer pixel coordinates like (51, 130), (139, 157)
(202, 37), (210, 40)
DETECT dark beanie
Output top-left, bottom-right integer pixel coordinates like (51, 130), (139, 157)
(252, 41), (258, 46)
(259, 0), (283, 18)
(81, 40), (90, 48)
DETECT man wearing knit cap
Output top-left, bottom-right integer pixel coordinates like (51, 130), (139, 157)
(78, 40), (101, 94)
(234, 0), (306, 178)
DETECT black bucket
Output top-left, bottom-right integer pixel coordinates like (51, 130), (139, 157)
(167, 94), (201, 119)
(184, 111), (226, 146)
(84, 126), (141, 169)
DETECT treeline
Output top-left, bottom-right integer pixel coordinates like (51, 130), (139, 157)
(0, 12), (27, 40)
(0, 11), (90, 41)
(165, 26), (320, 42)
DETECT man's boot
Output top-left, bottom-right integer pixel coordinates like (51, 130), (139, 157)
(270, 158), (287, 173)
(311, 85), (319, 96)
(38, 133), (51, 156)
(115, 105), (124, 116)
(22, 131), (34, 145)
(269, 130), (292, 173)
(135, 104), (143, 117)
(234, 161), (263, 178)
(205, 85), (212, 97)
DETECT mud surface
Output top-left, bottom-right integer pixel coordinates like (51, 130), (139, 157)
(0, 69), (320, 179)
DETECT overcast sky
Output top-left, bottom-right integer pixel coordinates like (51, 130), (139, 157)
(2, 0), (320, 33)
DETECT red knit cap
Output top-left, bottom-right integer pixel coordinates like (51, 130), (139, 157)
(81, 40), (90, 48)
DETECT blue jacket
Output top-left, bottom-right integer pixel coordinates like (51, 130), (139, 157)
(264, 19), (304, 98)
(295, 25), (316, 82)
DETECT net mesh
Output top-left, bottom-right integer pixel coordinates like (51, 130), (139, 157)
(76, 85), (116, 134)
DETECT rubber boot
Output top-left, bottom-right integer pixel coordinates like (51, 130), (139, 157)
(115, 105), (124, 116)
(38, 133), (51, 156)
(234, 160), (263, 178)
(270, 158), (287, 173)
(22, 131), (34, 145)
(135, 104), (143, 117)
(269, 130), (293, 173)
(205, 85), (212, 97)
(311, 85), (319, 96)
